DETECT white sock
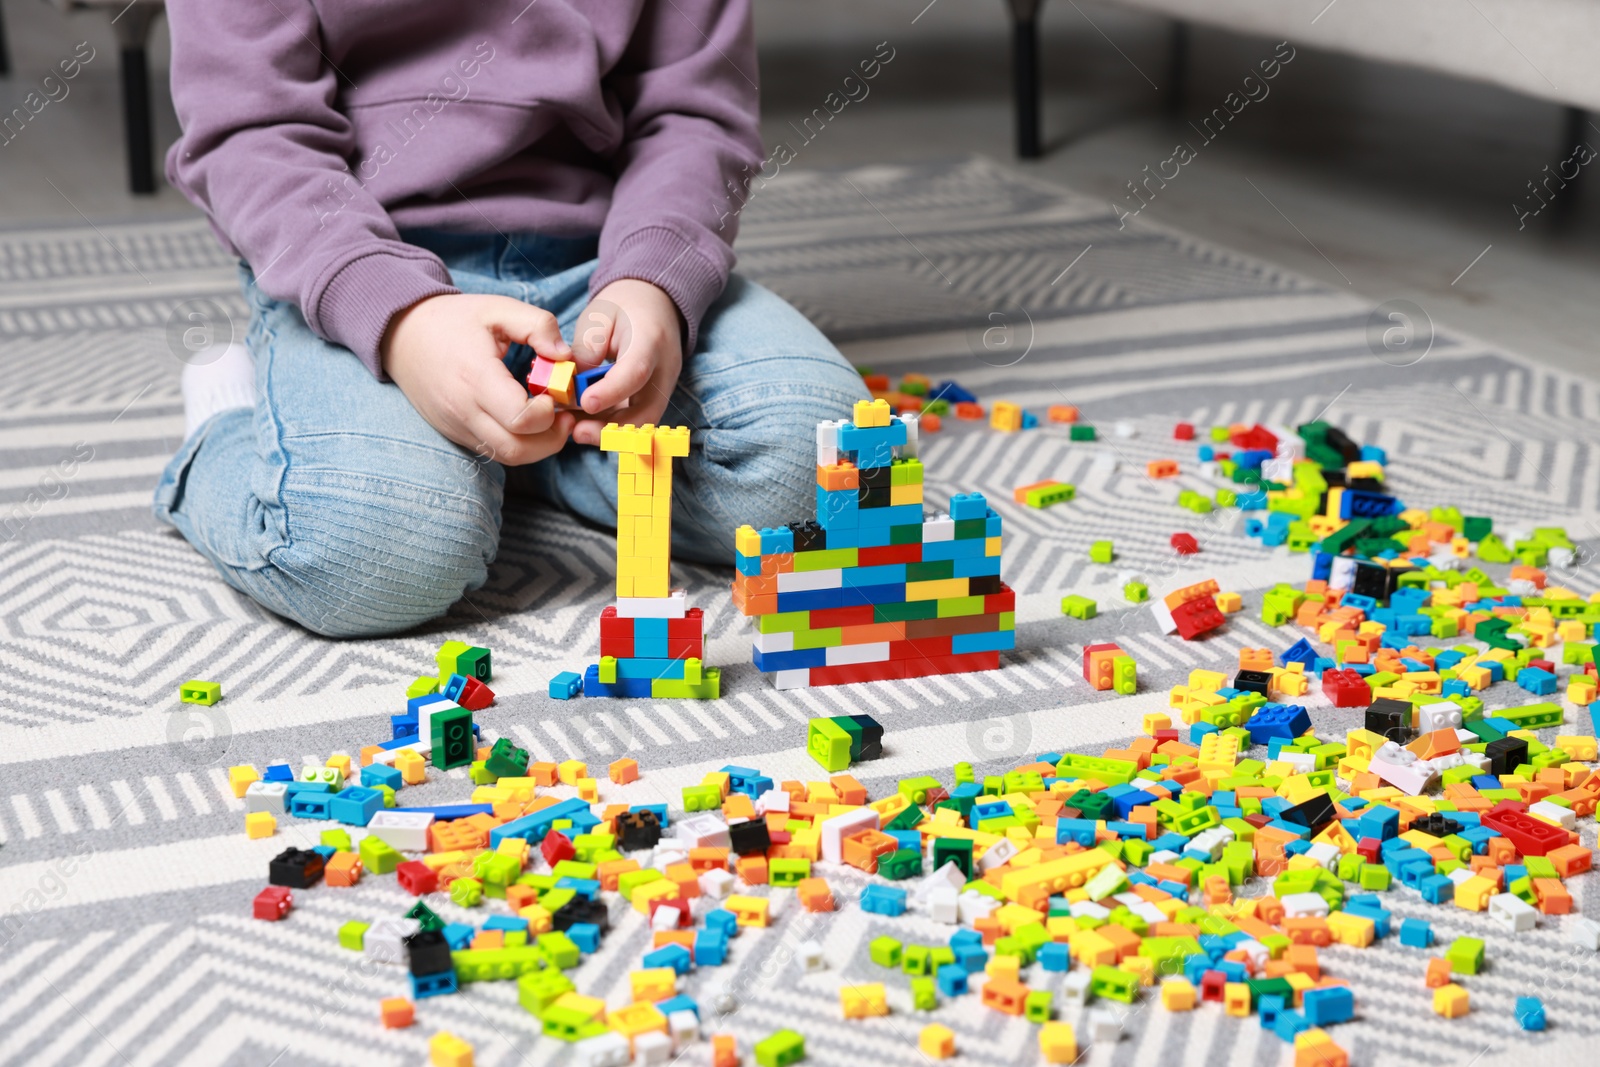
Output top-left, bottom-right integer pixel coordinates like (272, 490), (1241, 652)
(182, 343), (256, 438)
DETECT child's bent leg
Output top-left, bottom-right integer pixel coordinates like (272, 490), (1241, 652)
(528, 276), (869, 564)
(153, 288), (503, 637)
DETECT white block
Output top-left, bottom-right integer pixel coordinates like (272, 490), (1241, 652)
(366, 810), (434, 852)
(369, 737), (431, 766)
(1261, 456), (1295, 484)
(244, 781), (288, 813)
(1234, 939), (1270, 968)
(1187, 827), (1234, 860)
(1507, 578), (1540, 597)
(773, 669), (811, 690)
(1069, 900), (1111, 921)
(1488, 892), (1538, 933)
(1149, 849), (1180, 865)
(651, 905), (685, 931)
(1280, 892), (1329, 919)
(576, 1032), (631, 1067)
(364, 917), (421, 963)
(616, 590), (687, 619)
(1113, 420), (1137, 439)
(1088, 1009), (1121, 1044)
(1549, 546), (1577, 568)
(824, 641), (891, 667)
(777, 569), (842, 593)
(667, 1009), (699, 1047)
(1130, 900), (1169, 925)
(977, 838), (1018, 872)
(1327, 556), (1357, 592)
(677, 813), (730, 849)
(699, 868), (735, 898)
(957, 890), (999, 925)
(1303, 841), (1341, 871)
(819, 806), (879, 863)
(1445, 866), (1475, 886)
(1369, 754), (1434, 796)
(915, 861), (967, 903)
(1091, 450), (1117, 473)
(922, 514), (955, 542)
(927, 885), (960, 924)
(1530, 800), (1576, 830)
(1062, 971), (1091, 1003)
(756, 788), (790, 814)
(1278, 751), (1316, 774)
(900, 412), (920, 459)
(752, 630), (795, 654)
(817, 419), (841, 467)
(1567, 915), (1600, 950)
(635, 1031), (673, 1065)
(797, 939), (827, 972)
(1150, 598), (1177, 635)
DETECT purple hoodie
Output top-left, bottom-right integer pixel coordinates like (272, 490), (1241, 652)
(165, 0), (762, 377)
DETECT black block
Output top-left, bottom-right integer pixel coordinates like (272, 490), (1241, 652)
(1280, 792), (1336, 833)
(1350, 562), (1391, 601)
(729, 818), (772, 856)
(268, 847), (324, 889)
(1408, 813), (1462, 838)
(859, 466), (893, 489)
(1486, 735), (1529, 777)
(617, 809), (662, 851)
(1233, 669), (1272, 696)
(790, 521), (826, 553)
(849, 714), (884, 760)
(967, 574), (1003, 597)
(858, 485), (891, 509)
(1323, 425), (1362, 464)
(1365, 698), (1412, 742)
(553, 895), (611, 933)
(405, 929), (454, 976)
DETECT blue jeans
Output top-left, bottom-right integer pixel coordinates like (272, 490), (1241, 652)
(153, 231), (868, 637)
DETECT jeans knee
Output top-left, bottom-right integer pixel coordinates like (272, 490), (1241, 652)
(261, 476), (500, 638)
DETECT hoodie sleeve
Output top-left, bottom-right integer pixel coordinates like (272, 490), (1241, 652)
(590, 0), (764, 354)
(165, 0), (457, 378)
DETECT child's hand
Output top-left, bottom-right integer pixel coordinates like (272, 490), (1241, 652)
(381, 294), (577, 466)
(568, 279), (685, 447)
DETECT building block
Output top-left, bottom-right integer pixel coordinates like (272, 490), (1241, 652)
(179, 680), (221, 705)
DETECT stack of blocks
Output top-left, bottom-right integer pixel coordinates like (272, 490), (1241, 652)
(732, 400), (1013, 689)
(580, 424), (719, 699)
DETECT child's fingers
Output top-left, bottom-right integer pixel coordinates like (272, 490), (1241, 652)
(466, 408), (575, 467)
(570, 301), (618, 369)
(481, 296), (571, 359)
(478, 361), (553, 435)
(580, 346), (654, 415)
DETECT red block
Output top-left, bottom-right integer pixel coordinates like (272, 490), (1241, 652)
(1171, 597), (1224, 640)
(600, 636), (635, 660)
(858, 544), (923, 567)
(457, 677), (494, 711)
(253, 886), (292, 921)
(1483, 801), (1568, 856)
(1356, 837), (1382, 864)
(541, 829), (576, 867)
(1230, 424), (1279, 451)
(1170, 532), (1200, 555)
(908, 651), (999, 676)
(666, 637), (704, 660)
(1321, 668), (1371, 707)
(1174, 422), (1195, 440)
(666, 608), (704, 639)
(396, 860), (439, 896)
(984, 584), (1016, 614)
(811, 604), (877, 629)
(891, 636), (953, 661)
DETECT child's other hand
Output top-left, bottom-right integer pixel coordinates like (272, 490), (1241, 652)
(381, 294), (576, 466)
(568, 279), (685, 447)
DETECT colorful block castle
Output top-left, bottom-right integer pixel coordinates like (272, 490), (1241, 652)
(732, 400), (1014, 689)
(575, 423), (719, 699)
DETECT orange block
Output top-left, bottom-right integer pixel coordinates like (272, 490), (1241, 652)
(471, 930), (505, 950)
(1548, 844), (1592, 878)
(1425, 957), (1452, 988)
(1048, 405), (1079, 423)
(1532, 877), (1572, 914)
(798, 878), (835, 912)
(597, 859), (640, 892)
(842, 829), (899, 873)
(689, 847), (730, 871)
(736, 855), (769, 884)
(1146, 459), (1179, 478)
(530, 762), (559, 786)
(711, 1034), (738, 1067)
(380, 997), (414, 1029)
(980, 976), (1029, 1015)
(325, 851), (362, 887)
(817, 462), (860, 491)
(1285, 945), (1320, 980)
(609, 758), (639, 784)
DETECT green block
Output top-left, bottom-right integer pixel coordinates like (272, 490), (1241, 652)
(469, 760), (496, 785)
(890, 524), (924, 546)
(903, 944), (933, 975)
(794, 547), (859, 572)
(1447, 936), (1485, 975)
(1090, 965), (1138, 1004)
(540, 1005), (603, 1042)
(932, 838), (973, 879)
(870, 936), (903, 967)
(537, 931), (582, 969)
(179, 680), (221, 705)
(598, 655), (617, 684)
(907, 560), (956, 582)
(770, 858), (811, 886)
(1024, 989), (1053, 1022)
(953, 761), (976, 785)
(475, 851), (521, 888)
(653, 667), (721, 699)
(453, 945), (548, 982)
(485, 737), (530, 778)
(430, 704), (475, 771)
(405, 675), (439, 700)
(936, 595), (986, 618)
(435, 640), (470, 682)
(1069, 424), (1096, 441)
(518, 970), (575, 1017)
(456, 645), (492, 682)
(320, 828), (352, 852)
(1060, 595), (1097, 620)
(1025, 482), (1076, 508)
(754, 1030), (806, 1067)
(807, 717), (853, 771)
(406, 900), (444, 932)
(899, 776), (942, 804)
(1124, 581), (1149, 602)
(874, 599), (938, 623)
(338, 920), (368, 951)
(880, 849), (922, 880)
(450, 877), (484, 907)
(358, 835), (401, 874)
(1113, 655), (1137, 695)
(683, 784), (722, 811)
(911, 976), (938, 1011)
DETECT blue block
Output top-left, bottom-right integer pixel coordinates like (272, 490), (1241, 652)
(837, 421), (906, 467)
(1399, 918), (1432, 948)
(657, 995), (700, 1020)
(361, 764), (402, 790)
(1278, 638), (1318, 668)
(483, 915), (530, 933)
(556, 877), (601, 900)
(411, 970), (458, 999)
(954, 945), (988, 973)
(846, 564), (909, 586)
(695, 930), (729, 966)
(613, 657), (687, 680)
(857, 503), (923, 528)
(548, 670), (583, 699)
(775, 588), (845, 613)
(759, 526), (795, 555)
(329, 786), (384, 826)
(951, 630), (1014, 654)
(1517, 667), (1558, 695)
(1272, 1008), (1309, 1043)
(1417, 873), (1455, 904)
(984, 513), (1002, 537)
(1302, 987), (1354, 1027)
(951, 554), (1002, 578)
(735, 551), (762, 576)
(567, 923), (601, 954)
(948, 493), (989, 521)
(441, 923), (475, 950)
(932, 380), (976, 404)
(936, 963), (969, 995)
(1258, 993), (1285, 1028)
(1036, 943), (1071, 972)
(263, 763), (294, 783)
(1057, 819), (1098, 847)
(860, 884), (908, 917)
(704, 909), (739, 938)
(642, 944), (693, 975)
(838, 582), (906, 608)
(288, 792), (332, 819)
(582, 664), (654, 698)
(443, 673), (468, 701)
(751, 647), (828, 673)
(1515, 996), (1546, 1031)
(573, 363), (612, 401)
(1247, 703), (1311, 744)
(489, 797), (592, 848)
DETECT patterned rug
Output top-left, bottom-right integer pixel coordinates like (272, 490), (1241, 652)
(1, 156), (1596, 1067)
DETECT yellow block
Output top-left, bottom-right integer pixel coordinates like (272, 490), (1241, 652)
(1224, 982), (1251, 1017)
(986, 536), (1002, 556)
(919, 1023), (956, 1059)
(228, 765), (260, 797)
(985, 953), (1022, 980)
(1160, 978), (1196, 1011)
(632, 879), (682, 914)
(840, 983), (889, 1018)
(906, 578), (971, 602)
(557, 759), (587, 785)
(999, 848), (1116, 910)
(853, 398), (891, 428)
(429, 1031), (475, 1067)
(1326, 910), (1375, 947)
(607, 1001), (669, 1045)
(1453, 875), (1495, 911)
(395, 748), (426, 785)
(1433, 983), (1470, 1018)
(1039, 1022), (1078, 1064)
(630, 968), (677, 1002)
(244, 812), (275, 839)
(725, 894), (770, 927)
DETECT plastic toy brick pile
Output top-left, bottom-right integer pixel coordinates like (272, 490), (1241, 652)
(220, 414), (1600, 1067)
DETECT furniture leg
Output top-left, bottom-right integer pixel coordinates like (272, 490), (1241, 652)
(1007, 0), (1045, 158)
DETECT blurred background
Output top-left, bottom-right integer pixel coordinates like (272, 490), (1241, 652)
(1, 0), (1596, 373)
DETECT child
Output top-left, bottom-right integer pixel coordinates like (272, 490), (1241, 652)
(154, 0), (867, 637)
